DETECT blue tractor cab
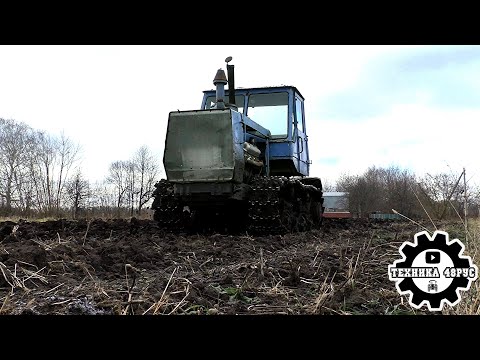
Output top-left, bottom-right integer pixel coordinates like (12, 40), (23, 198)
(201, 86), (311, 178)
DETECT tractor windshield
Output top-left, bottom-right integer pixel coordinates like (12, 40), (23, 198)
(246, 92), (288, 137)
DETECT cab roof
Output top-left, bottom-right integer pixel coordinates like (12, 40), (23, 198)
(203, 85), (305, 101)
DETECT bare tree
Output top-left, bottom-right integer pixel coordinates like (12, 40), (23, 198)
(87, 181), (119, 217)
(469, 184), (480, 217)
(418, 170), (477, 220)
(337, 166), (420, 218)
(0, 118), (35, 214)
(337, 167), (383, 217)
(107, 160), (129, 210)
(103, 146), (161, 217)
(382, 167), (418, 216)
(66, 169), (90, 219)
(32, 131), (58, 212)
(133, 145), (160, 213)
(55, 132), (81, 212)
(20, 130), (82, 216)
(90, 181), (117, 209)
(125, 160), (136, 217)
(0, 118), (83, 217)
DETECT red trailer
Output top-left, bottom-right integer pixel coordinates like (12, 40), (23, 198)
(322, 211), (352, 219)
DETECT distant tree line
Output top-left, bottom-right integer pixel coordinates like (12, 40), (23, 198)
(105, 145), (160, 217)
(2, 118), (478, 222)
(336, 165), (480, 220)
(0, 118), (81, 216)
(0, 118), (161, 219)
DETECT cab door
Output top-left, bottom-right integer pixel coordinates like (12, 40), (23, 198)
(294, 96), (309, 176)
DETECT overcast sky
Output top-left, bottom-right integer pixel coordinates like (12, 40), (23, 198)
(0, 45), (478, 188)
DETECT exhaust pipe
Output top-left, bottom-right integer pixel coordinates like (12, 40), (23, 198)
(213, 69), (227, 109)
(227, 63), (235, 106)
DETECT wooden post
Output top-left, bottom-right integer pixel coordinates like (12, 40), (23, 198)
(464, 167), (468, 237)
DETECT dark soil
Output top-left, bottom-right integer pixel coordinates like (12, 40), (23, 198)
(0, 218), (428, 315)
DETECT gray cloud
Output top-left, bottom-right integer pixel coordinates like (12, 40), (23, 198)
(317, 45), (480, 120)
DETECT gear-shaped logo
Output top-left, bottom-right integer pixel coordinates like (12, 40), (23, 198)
(388, 231), (478, 311)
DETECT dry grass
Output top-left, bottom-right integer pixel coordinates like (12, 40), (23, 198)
(0, 216), (59, 223)
(441, 218), (480, 315)
(392, 200), (480, 315)
(1, 216), (477, 315)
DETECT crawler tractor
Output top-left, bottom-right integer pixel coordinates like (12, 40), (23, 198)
(151, 58), (324, 234)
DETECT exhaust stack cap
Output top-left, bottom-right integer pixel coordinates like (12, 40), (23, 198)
(213, 68), (227, 109)
(213, 69), (228, 85)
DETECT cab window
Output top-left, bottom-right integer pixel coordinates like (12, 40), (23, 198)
(295, 97), (305, 133)
(246, 92), (288, 137)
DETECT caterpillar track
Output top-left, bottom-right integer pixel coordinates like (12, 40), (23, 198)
(151, 179), (183, 231)
(151, 176), (324, 235)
